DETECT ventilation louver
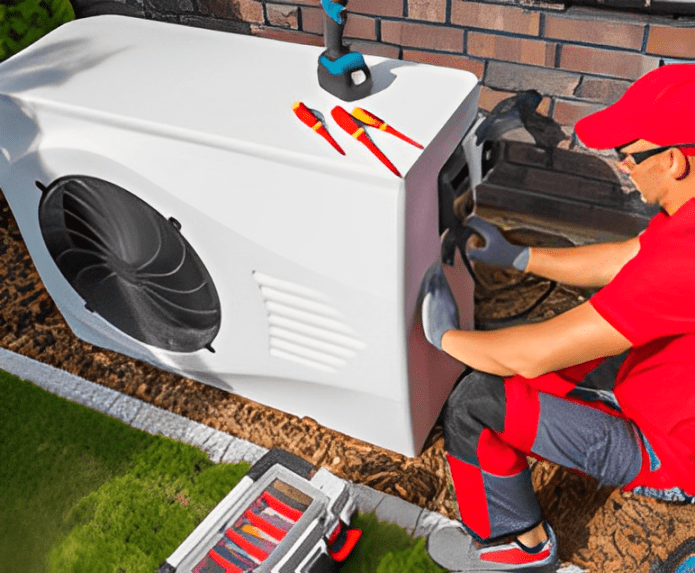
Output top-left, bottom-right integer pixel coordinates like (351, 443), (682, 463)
(38, 175), (221, 353)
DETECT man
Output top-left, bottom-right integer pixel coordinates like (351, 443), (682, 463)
(422, 63), (695, 573)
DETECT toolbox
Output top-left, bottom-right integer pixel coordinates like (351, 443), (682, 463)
(158, 450), (361, 573)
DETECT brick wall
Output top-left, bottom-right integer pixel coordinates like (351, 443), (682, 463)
(71, 0), (695, 127)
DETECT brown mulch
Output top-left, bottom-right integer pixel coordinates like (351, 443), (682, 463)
(1, 193), (694, 572)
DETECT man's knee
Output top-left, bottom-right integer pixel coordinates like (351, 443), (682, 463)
(586, 418), (643, 486)
(533, 393), (643, 487)
(443, 370), (507, 459)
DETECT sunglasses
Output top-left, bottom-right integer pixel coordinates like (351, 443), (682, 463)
(615, 143), (695, 165)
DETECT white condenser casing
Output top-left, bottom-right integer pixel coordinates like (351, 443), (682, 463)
(0, 15), (478, 455)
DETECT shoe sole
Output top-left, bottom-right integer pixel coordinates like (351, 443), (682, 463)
(427, 525), (559, 572)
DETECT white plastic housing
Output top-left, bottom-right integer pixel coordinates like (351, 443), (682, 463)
(0, 15), (479, 455)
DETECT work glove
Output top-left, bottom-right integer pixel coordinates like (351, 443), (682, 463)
(465, 216), (530, 271)
(419, 259), (460, 350)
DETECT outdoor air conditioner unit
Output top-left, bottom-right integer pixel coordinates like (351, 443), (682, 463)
(0, 15), (479, 456)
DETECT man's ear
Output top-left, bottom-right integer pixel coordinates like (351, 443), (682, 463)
(669, 148), (691, 181)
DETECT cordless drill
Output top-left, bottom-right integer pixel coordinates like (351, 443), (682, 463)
(317, 0), (373, 101)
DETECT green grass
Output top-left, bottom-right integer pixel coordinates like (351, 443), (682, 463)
(0, 371), (249, 573)
(1, 369), (446, 573)
(340, 512), (447, 573)
(47, 444), (249, 573)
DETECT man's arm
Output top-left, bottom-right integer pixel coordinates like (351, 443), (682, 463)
(466, 216), (641, 287)
(526, 236), (641, 287)
(440, 300), (632, 378)
(422, 217), (639, 378)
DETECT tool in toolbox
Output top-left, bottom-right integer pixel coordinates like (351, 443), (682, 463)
(317, 0), (373, 101)
(157, 449), (361, 573)
(351, 108), (424, 149)
(331, 105), (402, 177)
(292, 102), (345, 155)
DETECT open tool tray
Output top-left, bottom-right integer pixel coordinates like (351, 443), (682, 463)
(158, 450), (361, 573)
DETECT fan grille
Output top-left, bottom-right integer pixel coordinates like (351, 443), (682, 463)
(38, 175), (221, 353)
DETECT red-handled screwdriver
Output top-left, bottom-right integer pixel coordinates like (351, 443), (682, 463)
(331, 106), (402, 177)
(293, 102), (345, 155)
(351, 107), (424, 149)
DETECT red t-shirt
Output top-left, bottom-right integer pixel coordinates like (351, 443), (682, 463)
(590, 199), (695, 493)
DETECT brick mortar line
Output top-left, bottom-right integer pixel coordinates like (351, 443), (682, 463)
(296, 5), (303, 32)
(571, 74), (585, 99)
(378, 15), (471, 29)
(265, 16), (656, 58)
(249, 1), (695, 32)
(555, 41), (563, 69)
(257, 0), (672, 23)
(401, 26), (648, 55)
(254, 6), (690, 65)
(483, 60), (647, 85)
(542, 38), (650, 54)
(401, 44), (484, 57)
(547, 96), (557, 120)
(441, 0), (684, 21)
(538, 9), (546, 37)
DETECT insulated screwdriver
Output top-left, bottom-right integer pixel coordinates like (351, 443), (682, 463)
(292, 101), (345, 155)
(331, 106), (402, 177)
(351, 107), (424, 149)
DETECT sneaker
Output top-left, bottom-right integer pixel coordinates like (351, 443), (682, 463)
(476, 523), (558, 572)
(427, 522), (558, 573)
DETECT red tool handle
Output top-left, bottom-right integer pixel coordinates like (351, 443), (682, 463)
(331, 106), (402, 177)
(209, 549), (244, 573)
(293, 102), (345, 155)
(352, 107), (424, 149)
(293, 101), (320, 128)
(331, 105), (365, 137)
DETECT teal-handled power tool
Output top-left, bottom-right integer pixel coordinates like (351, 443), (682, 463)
(317, 0), (373, 101)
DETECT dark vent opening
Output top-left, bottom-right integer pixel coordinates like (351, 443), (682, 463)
(39, 175), (221, 353)
(438, 144), (471, 235)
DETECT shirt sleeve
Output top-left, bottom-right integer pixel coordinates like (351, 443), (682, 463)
(590, 215), (695, 347)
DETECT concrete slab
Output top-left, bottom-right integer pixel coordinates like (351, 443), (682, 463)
(414, 507), (453, 539)
(76, 384), (120, 413)
(373, 491), (424, 536)
(199, 430), (234, 463)
(0, 347), (80, 397)
(106, 393), (144, 424)
(352, 483), (386, 514)
(220, 439), (266, 465)
(182, 421), (217, 448)
(130, 403), (190, 441)
(55, 376), (95, 405)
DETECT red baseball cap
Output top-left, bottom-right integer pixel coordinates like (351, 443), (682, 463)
(575, 64), (695, 156)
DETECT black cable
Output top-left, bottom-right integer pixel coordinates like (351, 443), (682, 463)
(475, 280), (557, 330)
(443, 221), (559, 330)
